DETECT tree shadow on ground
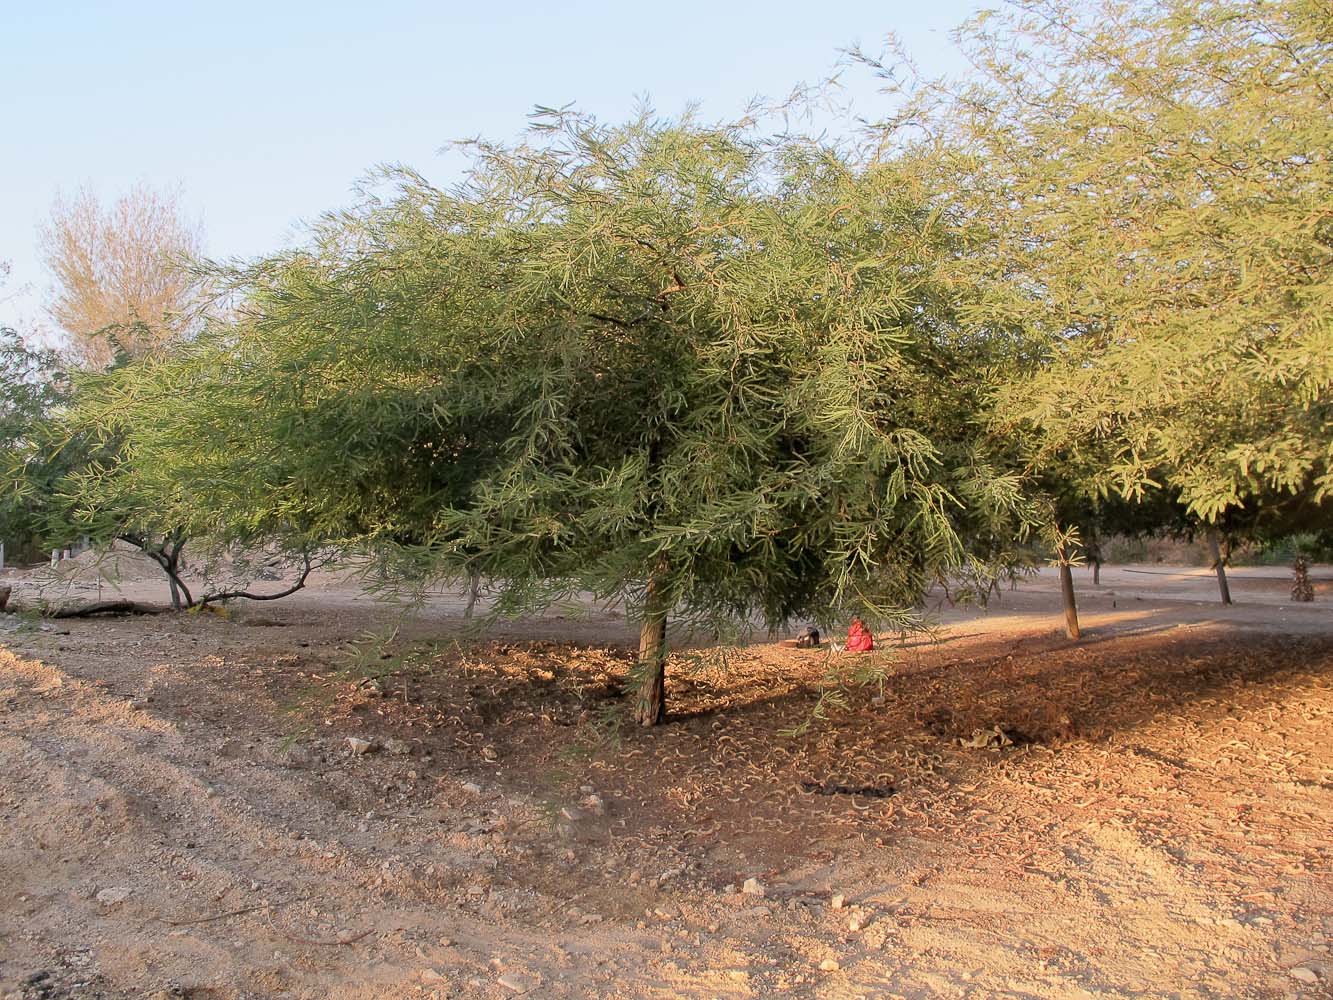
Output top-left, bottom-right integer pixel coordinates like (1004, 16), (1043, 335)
(316, 605), (1329, 874)
(135, 601), (1331, 878)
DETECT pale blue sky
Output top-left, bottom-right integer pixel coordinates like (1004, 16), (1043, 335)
(1, 0), (984, 334)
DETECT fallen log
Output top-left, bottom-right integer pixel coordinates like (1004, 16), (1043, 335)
(43, 600), (163, 618)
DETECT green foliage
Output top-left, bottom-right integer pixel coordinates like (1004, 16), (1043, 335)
(0, 313), (202, 586)
(40, 340), (331, 608)
(0, 329), (76, 559)
(18, 4), (1326, 666)
(1249, 531), (1333, 565)
(98, 111), (1040, 638)
(894, 0), (1332, 525)
(50, 359), (217, 549)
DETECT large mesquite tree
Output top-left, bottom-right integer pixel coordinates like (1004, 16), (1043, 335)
(904, 0), (1332, 526)
(104, 113), (1040, 722)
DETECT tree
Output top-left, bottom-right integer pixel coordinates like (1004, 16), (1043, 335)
(111, 112), (1042, 723)
(45, 356), (324, 611)
(873, 0), (1331, 553)
(38, 184), (205, 368)
(0, 328), (73, 562)
(0, 328), (320, 612)
(23, 187), (313, 611)
(1012, 439), (1193, 636)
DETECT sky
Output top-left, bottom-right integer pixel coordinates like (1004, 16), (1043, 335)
(0, 0), (985, 335)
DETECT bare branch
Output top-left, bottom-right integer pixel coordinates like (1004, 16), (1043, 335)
(197, 551), (316, 607)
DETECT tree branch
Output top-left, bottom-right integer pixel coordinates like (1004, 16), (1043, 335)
(197, 551), (315, 606)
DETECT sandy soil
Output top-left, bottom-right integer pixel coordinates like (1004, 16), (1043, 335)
(1, 556), (1330, 999)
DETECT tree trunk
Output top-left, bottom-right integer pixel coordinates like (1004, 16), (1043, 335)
(1207, 529), (1232, 605)
(1058, 543), (1081, 640)
(1086, 534), (1102, 587)
(633, 558), (670, 726)
(1292, 554), (1314, 602)
(163, 541), (193, 610)
(463, 569), (481, 620)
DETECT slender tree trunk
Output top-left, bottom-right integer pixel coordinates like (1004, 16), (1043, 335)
(1086, 534), (1102, 587)
(1058, 543), (1081, 640)
(463, 569), (481, 620)
(633, 557), (670, 727)
(119, 533), (192, 609)
(1207, 529), (1232, 605)
(163, 541), (193, 610)
(1292, 554), (1313, 602)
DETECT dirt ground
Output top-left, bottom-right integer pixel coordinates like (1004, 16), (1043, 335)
(1, 556), (1330, 1000)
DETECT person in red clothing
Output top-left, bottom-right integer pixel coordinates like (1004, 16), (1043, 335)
(845, 617), (874, 653)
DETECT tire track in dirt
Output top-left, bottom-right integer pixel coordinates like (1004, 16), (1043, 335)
(1, 649), (499, 998)
(1, 648), (767, 999)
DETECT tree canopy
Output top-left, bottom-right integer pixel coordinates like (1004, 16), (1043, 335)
(904, 0), (1332, 524)
(88, 112), (1042, 719)
(39, 184), (206, 368)
(0, 328), (74, 560)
